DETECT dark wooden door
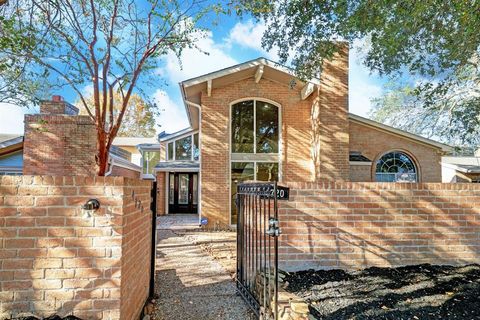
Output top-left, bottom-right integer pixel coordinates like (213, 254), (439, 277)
(168, 173), (198, 214)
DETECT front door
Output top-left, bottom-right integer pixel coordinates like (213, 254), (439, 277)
(168, 173), (198, 214)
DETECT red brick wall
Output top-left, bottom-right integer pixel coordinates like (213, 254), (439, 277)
(349, 164), (372, 182)
(199, 48), (349, 226)
(119, 179), (152, 320)
(0, 176), (152, 319)
(156, 172), (166, 215)
(109, 165), (140, 179)
(316, 45), (350, 181)
(23, 111), (97, 176)
(278, 182), (480, 271)
(349, 120), (442, 182)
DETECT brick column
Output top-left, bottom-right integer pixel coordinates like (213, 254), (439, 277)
(23, 97), (97, 176)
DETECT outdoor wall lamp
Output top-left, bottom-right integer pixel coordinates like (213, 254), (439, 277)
(81, 199), (100, 218)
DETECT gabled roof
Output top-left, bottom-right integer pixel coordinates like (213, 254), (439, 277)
(441, 162), (480, 174)
(349, 114), (453, 153)
(158, 127), (196, 143)
(181, 57), (320, 89)
(0, 135), (23, 149)
(179, 57), (320, 128)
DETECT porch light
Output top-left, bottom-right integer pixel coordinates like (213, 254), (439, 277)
(81, 198), (100, 219)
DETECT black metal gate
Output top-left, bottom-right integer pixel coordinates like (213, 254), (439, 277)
(236, 182), (288, 319)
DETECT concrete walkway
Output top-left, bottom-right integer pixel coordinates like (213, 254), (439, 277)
(153, 216), (254, 320)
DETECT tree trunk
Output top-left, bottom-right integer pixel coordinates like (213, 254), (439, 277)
(96, 131), (109, 176)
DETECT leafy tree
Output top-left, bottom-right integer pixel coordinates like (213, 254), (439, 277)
(0, 0), (217, 175)
(238, 0), (480, 147)
(370, 70), (480, 150)
(0, 3), (49, 105)
(238, 1), (480, 79)
(79, 92), (159, 137)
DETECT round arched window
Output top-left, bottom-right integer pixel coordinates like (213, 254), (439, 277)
(375, 151), (417, 182)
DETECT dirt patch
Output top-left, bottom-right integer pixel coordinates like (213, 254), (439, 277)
(283, 264), (480, 320)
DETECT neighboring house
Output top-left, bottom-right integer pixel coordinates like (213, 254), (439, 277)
(153, 47), (452, 228)
(442, 150), (480, 183)
(0, 96), (142, 178)
(0, 134), (23, 175)
(112, 136), (159, 167)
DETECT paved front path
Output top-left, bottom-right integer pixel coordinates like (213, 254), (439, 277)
(153, 218), (254, 320)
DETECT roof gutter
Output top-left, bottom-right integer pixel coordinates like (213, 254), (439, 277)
(180, 82), (193, 128)
(184, 99), (202, 226)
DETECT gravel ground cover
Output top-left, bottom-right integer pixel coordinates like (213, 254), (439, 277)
(153, 229), (254, 320)
(180, 230), (237, 277)
(283, 264), (480, 320)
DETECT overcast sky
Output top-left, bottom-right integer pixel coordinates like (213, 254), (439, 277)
(0, 19), (385, 135)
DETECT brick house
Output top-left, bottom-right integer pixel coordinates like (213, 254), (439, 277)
(154, 47), (452, 228)
(0, 96), (142, 178)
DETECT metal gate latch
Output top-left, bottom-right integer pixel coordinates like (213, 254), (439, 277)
(266, 218), (281, 237)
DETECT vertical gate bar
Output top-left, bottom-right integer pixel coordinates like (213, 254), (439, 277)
(236, 190), (241, 287)
(252, 190), (258, 296)
(248, 193), (252, 290)
(267, 189), (272, 318)
(262, 192), (267, 318)
(273, 182), (279, 320)
(246, 193), (249, 289)
(149, 181), (157, 298)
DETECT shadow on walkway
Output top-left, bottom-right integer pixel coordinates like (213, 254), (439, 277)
(153, 216), (254, 320)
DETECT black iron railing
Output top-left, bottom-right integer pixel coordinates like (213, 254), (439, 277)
(236, 182), (287, 320)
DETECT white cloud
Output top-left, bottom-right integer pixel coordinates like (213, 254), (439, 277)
(0, 103), (30, 134)
(226, 20), (278, 61)
(157, 30), (238, 84)
(153, 90), (189, 133)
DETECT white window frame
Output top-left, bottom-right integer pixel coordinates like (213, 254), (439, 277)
(166, 132), (199, 162)
(228, 98), (282, 225)
(374, 150), (419, 182)
(142, 150), (160, 175)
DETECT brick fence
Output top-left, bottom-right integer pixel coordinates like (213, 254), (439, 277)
(0, 176), (152, 320)
(278, 182), (480, 271)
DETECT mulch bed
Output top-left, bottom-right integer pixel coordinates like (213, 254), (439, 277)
(283, 264), (480, 320)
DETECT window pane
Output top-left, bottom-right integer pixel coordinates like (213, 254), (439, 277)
(193, 133), (199, 161)
(169, 174), (174, 204)
(178, 174), (189, 204)
(231, 101), (254, 153)
(175, 136), (192, 160)
(143, 151), (160, 175)
(376, 151), (417, 182)
(167, 143), (173, 160)
(192, 174), (198, 204)
(230, 162), (255, 225)
(256, 162), (279, 182)
(256, 102), (279, 153)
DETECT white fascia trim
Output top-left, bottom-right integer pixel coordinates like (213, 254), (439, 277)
(154, 168), (200, 173)
(441, 162), (480, 173)
(137, 144), (160, 152)
(160, 129), (198, 143)
(180, 57), (321, 88)
(109, 153), (142, 172)
(349, 161), (372, 166)
(349, 113), (453, 152)
(0, 136), (23, 149)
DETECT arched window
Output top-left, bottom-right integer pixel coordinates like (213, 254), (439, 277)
(230, 99), (280, 224)
(375, 151), (417, 182)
